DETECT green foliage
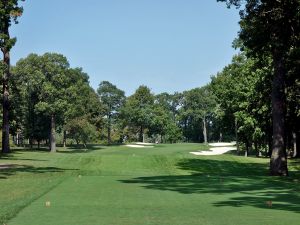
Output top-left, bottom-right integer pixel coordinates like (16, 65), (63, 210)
(121, 85), (155, 141)
(34, 53), (70, 115)
(12, 53), (70, 145)
(64, 117), (96, 146)
(63, 67), (103, 130)
(97, 81), (125, 144)
(97, 81), (125, 116)
(179, 85), (216, 142)
(217, 1), (300, 171)
(210, 53), (273, 153)
(164, 122), (183, 143)
(12, 53), (102, 147)
(219, 0), (300, 57)
(0, 0), (24, 52)
(1, 0), (24, 153)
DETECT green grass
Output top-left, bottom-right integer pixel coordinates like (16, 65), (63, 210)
(1, 143), (300, 225)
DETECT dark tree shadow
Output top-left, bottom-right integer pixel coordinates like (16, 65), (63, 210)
(2, 144), (105, 155)
(0, 164), (78, 179)
(58, 144), (105, 154)
(120, 158), (300, 213)
(0, 156), (48, 162)
(12, 147), (51, 152)
(0, 151), (49, 162)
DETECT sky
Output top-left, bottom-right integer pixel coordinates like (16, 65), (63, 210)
(10, 0), (240, 96)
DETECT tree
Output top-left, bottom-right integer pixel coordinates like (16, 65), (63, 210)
(180, 86), (216, 144)
(149, 105), (183, 143)
(0, 0), (24, 153)
(13, 54), (48, 148)
(211, 54), (273, 156)
(62, 68), (103, 147)
(14, 54), (102, 150)
(64, 117), (96, 148)
(97, 81), (125, 144)
(218, 0), (300, 176)
(36, 53), (72, 152)
(14, 53), (71, 152)
(155, 92), (183, 123)
(121, 85), (154, 142)
(150, 92), (183, 143)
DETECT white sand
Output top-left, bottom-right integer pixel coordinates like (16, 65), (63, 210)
(209, 142), (236, 147)
(135, 142), (155, 146)
(126, 145), (146, 148)
(126, 144), (154, 148)
(125, 142), (155, 148)
(190, 142), (236, 156)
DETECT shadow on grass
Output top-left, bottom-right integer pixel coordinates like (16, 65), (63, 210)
(4, 144), (105, 154)
(177, 158), (270, 176)
(0, 156), (48, 162)
(58, 144), (105, 153)
(0, 164), (78, 179)
(12, 147), (50, 152)
(0, 151), (49, 162)
(120, 157), (300, 213)
(289, 159), (300, 165)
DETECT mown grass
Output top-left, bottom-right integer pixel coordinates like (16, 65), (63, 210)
(1, 143), (300, 225)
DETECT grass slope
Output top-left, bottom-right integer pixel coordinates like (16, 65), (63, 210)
(1, 143), (300, 225)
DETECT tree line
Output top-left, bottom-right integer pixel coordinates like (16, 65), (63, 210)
(1, 55), (216, 150)
(1, 51), (299, 158)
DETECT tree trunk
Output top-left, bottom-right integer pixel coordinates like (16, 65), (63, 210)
(235, 118), (239, 155)
(1, 46), (11, 154)
(203, 116), (207, 144)
(107, 115), (111, 145)
(292, 132), (297, 158)
(16, 132), (19, 146)
(270, 56), (288, 176)
(245, 140), (249, 157)
(63, 130), (67, 148)
(268, 130), (272, 157)
(254, 141), (259, 157)
(50, 114), (56, 152)
(30, 136), (34, 149)
(139, 126), (143, 142)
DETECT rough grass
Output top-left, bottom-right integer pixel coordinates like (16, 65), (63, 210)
(1, 143), (300, 225)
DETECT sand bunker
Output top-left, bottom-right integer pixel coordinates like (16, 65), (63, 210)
(126, 142), (155, 148)
(209, 142), (236, 147)
(190, 142), (236, 156)
(126, 144), (146, 148)
(135, 142), (154, 146)
(125, 144), (154, 148)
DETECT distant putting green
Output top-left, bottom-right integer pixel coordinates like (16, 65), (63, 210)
(1, 144), (300, 225)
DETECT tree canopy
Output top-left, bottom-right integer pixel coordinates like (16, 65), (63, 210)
(97, 81), (125, 144)
(0, 0), (24, 153)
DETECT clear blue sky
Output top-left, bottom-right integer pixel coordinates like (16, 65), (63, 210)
(11, 0), (240, 96)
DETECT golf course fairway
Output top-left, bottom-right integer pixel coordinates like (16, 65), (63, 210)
(1, 144), (300, 225)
